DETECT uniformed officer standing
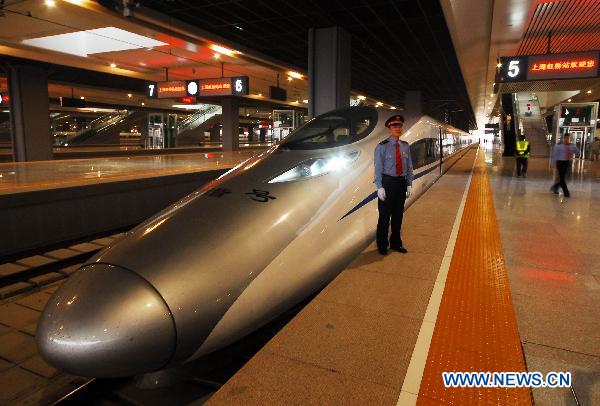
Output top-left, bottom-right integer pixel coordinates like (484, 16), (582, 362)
(374, 115), (414, 255)
(515, 134), (530, 177)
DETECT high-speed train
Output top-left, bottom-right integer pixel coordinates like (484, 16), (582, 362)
(37, 106), (473, 377)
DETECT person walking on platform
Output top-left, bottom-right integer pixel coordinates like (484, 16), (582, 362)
(515, 134), (530, 177)
(374, 114), (414, 255)
(550, 133), (579, 198)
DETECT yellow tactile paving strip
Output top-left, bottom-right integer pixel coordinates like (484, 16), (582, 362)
(417, 153), (532, 404)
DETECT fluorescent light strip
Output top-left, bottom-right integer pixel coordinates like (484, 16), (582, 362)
(22, 27), (167, 57)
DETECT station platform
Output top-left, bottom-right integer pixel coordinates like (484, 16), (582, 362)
(0, 147), (598, 405)
(0, 150), (258, 257)
(208, 148), (599, 405)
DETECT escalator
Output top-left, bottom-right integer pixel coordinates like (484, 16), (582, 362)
(177, 105), (222, 146)
(65, 111), (146, 145)
(514, 93), (550, 157)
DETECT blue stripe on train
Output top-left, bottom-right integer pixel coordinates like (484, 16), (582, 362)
(337, 162), (440, 221)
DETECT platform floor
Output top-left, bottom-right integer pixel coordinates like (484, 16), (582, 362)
(0, 150), (258, 195)
(209, 147), (599, 405)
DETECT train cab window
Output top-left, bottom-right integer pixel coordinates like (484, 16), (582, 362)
(281, 106), (377, 150)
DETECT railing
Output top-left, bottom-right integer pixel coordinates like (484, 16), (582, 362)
(178, 105), (222, 133)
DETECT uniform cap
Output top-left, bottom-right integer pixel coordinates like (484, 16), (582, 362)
(385, 115), (405, 127)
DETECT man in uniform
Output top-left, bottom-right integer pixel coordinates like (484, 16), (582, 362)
(550, 133), (579, 198)
(374, 114), (413, 255)
(515, 134), (530, 177)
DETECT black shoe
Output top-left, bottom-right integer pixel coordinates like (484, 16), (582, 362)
(378, 248), (388, 255)
(564, 193), (570, 198)
(550, 187), (558, 194)
(390, 245), (408, 254)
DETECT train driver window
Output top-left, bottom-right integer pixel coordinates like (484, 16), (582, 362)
(281, 107), (377, 150)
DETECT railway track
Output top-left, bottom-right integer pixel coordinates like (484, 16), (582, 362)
(0, 228), (131, 300)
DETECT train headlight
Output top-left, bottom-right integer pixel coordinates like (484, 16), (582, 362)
(268, 150), (359, 183)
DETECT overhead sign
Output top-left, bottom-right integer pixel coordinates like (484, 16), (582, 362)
(498, 51), (599, 82)
(147, 77), (249, 98)
(198, 76), (249, 96)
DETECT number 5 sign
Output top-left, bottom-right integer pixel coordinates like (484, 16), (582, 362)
(497, 56), (528, 82)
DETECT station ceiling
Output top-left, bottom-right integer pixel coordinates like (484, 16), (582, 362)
(109, 0), (476, 131)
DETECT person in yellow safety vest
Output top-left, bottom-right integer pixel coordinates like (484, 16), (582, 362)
(515, 134), (530, 177)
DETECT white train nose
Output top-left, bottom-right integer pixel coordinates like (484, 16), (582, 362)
(36, 263), (176, 377)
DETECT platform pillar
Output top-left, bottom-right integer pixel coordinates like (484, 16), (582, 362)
(403, 91), (423, 129)
(8, 64), (52, 161)
(308, 26), (351, 118)
(221, 97), (239, 151)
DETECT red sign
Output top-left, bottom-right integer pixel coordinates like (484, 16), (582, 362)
(179, 96), (196, 103)
(157, 81), (187, 98)
(199, 78), (232, 95)
(527, 52), (599, 80)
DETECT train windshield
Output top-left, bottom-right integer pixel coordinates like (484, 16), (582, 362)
(281, 107), (378, 150)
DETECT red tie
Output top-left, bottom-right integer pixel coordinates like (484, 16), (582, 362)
(396, 142), (403, 175)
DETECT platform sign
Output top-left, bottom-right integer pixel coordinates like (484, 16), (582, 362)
(156, 81), (187, 98)
(498, 51), (599, 82)
(198, 76), (249, 96)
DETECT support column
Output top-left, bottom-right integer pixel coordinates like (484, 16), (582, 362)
(221, 97), (239, 151)
(308, 26), (351, 118)
(8, 64), (52, 161)
(403, 91), (423, 129)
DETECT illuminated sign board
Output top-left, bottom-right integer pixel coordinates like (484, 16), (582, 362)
(198, 76), (249, 96)
(147, 77), (249, 98)
(498, 51), (599, 82)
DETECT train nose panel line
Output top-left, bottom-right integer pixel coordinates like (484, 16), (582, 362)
(36, 263), (177, 378)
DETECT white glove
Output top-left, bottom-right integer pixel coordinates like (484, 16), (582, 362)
(377, 187), (386, 201)
(406, 185), (412, 197)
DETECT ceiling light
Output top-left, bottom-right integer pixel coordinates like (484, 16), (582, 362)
(287, 76), (293, 81)
(22, 27), (167, 57)
(80, 96), (85, 100)
(210, 44), (236, 56)
(567, 98), (572, 102)
(303, 99), (309, 103)
(288, 71), (303, 79)
(45, 0), (56, 6)
(587, 89), (592, 94)
(390, 106), (396, 110)
(127, 93), (132, 98)
(235, 25), (244, 31)
(357, 95), (366, 100)
(257, 93), (262, 97)
(110, 63), (117, 68)
(141, 102), (145, 106)
(213, 53), (220, 59)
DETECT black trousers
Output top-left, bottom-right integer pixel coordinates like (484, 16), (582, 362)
(377, 175), (407, 249)
(552, 160), (570, 196)
(516, 157), (528, 176)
